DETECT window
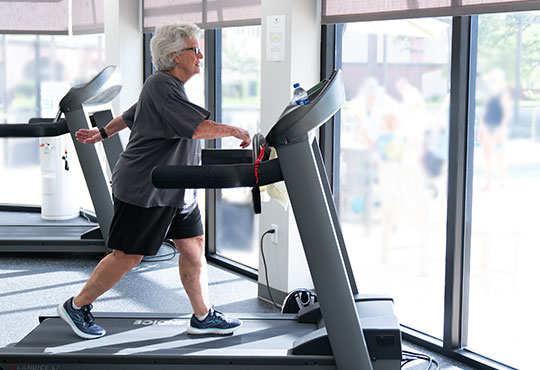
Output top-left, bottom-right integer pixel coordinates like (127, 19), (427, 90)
(0, 34), (105, 209)
(338, 18), (452, 338)
(467, 11), (540, 369)
(215, 26), (261, 269)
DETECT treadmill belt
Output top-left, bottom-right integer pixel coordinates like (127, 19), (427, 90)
(17, 316), (317, 357)
(0, 225), (98, 240)
(0, 210), (105, 251)
(0, 210), (94, 226)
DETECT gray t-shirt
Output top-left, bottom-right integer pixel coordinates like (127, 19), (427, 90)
(112, 71), (210, 209)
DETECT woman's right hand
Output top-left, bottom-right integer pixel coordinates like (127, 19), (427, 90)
(75, 128), (102, 144)
(233, 127), (251, 148)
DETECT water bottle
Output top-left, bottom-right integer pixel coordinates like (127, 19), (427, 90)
(291, 83), (310, 105)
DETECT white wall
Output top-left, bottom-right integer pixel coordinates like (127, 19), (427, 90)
(104, 0), (143, 145)
(258, 0), (322, 302)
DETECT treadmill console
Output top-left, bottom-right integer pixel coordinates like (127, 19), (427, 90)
(59, 65), (122, 113)
(266, 70), (345, 147)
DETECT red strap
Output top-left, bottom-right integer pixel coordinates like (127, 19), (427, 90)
(254, 146), (265, 184)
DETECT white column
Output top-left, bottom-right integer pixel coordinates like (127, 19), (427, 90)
(104, 0), (142, 145)
(258, 0), (321, 304)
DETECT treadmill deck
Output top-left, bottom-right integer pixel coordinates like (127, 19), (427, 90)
(0, 209), (105, 252)
(1, 313), (337, 369)
(17, 314), (316, 356)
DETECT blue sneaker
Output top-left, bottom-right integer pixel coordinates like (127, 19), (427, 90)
(187, 307), (242, 335)
(57, 297), (106, 339)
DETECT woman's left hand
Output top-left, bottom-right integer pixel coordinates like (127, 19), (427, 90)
(75, 128), (102, 144)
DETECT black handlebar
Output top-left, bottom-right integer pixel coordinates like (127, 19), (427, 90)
(0, 119), (68, 137)
(151, 159), (283, 189)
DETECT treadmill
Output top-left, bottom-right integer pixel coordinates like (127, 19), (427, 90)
(0, 66), (123, 253)
(0, 70), (402, 370)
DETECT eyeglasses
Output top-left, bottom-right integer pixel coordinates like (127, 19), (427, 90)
(180, 47), (201, 55)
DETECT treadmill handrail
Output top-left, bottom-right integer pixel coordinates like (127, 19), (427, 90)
(0, 119), (68, 137)
(152, 159), (283, 189)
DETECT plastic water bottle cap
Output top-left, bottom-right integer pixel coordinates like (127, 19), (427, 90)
(293, 83), (300, 88)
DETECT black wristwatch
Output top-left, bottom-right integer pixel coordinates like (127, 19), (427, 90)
(99, 127), (108, 139)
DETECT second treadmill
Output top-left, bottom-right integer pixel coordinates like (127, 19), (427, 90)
(0, 66), (124, 253)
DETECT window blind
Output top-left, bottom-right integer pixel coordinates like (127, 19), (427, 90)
(72, 0), (104, 35)
(143, 0), (261, 32)
(0, 0), (69, 34)
(323, 0), (540, 23)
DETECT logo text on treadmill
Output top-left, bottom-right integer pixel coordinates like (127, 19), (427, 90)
(10, 365), (61, 370)
(133, 319), (189, 326)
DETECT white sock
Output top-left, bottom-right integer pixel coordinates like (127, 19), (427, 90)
(71, 298), (82, 310)
(195, 311), (209, 321)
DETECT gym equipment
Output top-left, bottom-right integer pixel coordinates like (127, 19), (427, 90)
(0, 70), (401, 370)
(281, 288), (318, 314)
(0, 66), (123, 253)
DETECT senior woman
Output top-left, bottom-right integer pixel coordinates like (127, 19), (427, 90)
(57, 21), (250, 339)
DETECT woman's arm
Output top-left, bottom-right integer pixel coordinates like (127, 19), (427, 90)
(193, 119), (251, 148)
(75, 115), (128, 144)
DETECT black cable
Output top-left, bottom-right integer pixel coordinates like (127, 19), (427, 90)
(260, 229), (280, 309)
(80, 212), (92, 223)
(142, 240), (177, 263)
(401, 350), (439, 370)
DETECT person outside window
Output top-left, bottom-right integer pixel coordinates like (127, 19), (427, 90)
(478, 68), (511, 191)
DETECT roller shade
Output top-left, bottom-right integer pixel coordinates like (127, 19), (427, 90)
(322, 0), (540, 23)
(143, 0), (261, 32)
(72, 0), (104, 35)
(0, 0), (69, 34)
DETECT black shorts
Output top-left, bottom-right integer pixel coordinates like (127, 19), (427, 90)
(107, 198), (204, 256)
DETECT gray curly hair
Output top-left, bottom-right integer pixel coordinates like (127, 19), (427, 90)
(150, 22), (202, 71)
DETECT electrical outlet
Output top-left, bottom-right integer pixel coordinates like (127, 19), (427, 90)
(271, 224), (278, 244)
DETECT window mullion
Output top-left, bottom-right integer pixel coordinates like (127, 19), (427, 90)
(443, 15), (476, 350)
(204, 29), (221, 255)
(143, 33), (153, 81)
(319, 24), (343, 199)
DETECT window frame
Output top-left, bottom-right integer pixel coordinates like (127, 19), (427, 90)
(203, 28), (258, 280)
(319, 24), (343, 198)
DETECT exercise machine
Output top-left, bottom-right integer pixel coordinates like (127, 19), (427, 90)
(0, 66), (123, 253)
(0, 70), (402, 370)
